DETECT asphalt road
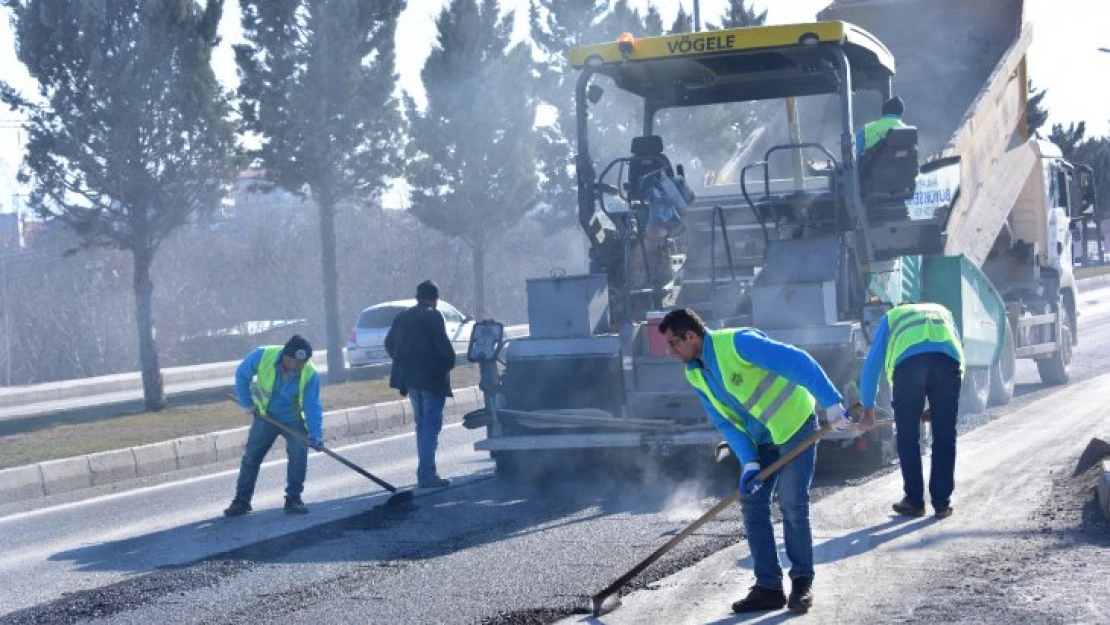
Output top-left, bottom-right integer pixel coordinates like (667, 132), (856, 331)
(2, 287), (1109, 625)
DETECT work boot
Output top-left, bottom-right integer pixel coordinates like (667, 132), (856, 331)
(787, 577), (813, 613)
(892, 497), (926, 517)
(731, 585), (786, 613)
(284, 496), (309, 514)
(418, 475), (450, 489)
(934, 505), (954, 520)
(223, 499), (252, 517)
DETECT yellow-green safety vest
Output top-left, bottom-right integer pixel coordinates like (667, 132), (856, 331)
(253, 345), (317, 424)
(685, 330), (816, 445)
(883, 303), (966, 382)
(861, 116), (905, 153)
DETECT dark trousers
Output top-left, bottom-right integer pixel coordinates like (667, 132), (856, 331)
(234, 414), (308, 503)
(891, 352), (962, 509)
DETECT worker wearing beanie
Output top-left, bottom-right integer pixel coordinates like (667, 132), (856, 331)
(856, 95), (907, 157)
(386, 280), (457, 488)
(224, 334), (324, 516)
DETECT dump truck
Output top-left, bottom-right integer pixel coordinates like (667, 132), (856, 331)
(468, 0), (1101, 477)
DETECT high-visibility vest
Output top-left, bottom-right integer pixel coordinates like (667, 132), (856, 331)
(862, 116), (905, 153)
(883, 303), (966, 382)
(685, 330), (815, 444)
(253, 345), (317, 424)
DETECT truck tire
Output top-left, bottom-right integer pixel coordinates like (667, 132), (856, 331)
(987, 320), (1016, 406)
(959, 367), (989, 416)
(1036, 311), (1072, 386)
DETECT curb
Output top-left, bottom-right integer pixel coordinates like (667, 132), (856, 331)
(0, 387), (484, 505)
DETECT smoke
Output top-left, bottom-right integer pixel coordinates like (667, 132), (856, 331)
(659, 478), (717, 523)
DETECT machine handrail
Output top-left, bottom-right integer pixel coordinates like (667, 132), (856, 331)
(709, 205), (738, 288)
(740, 161), (771, 248)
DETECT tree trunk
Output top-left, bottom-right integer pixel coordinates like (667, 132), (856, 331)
(318, 197), (346, 384)
(132, 245), (166, 411)
(472, 244), (486, 318)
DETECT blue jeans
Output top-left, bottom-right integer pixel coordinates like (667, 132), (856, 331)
(409, 389), (446, 481)
(740, 414), (818, 590)
(892, 352), (962, 509)
(234, 413), (308, 502)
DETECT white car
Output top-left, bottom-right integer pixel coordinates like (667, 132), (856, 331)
(345, 299), (474, 367)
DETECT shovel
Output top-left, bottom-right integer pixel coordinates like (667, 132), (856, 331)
(589, 423), (836, 617)
(230, 396), (415, 508)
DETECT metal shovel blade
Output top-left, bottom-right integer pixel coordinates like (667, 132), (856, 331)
(1073, 437), (1110, 477)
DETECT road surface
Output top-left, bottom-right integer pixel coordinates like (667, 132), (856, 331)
(2, 291), (1109, 624)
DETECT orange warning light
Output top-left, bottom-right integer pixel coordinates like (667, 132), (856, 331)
(617, 32), (635, 57)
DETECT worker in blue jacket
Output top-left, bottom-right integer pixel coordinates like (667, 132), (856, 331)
(858, 302), (964, 520)
(224, 334), (324, 517)
(659, 308), (852, 615)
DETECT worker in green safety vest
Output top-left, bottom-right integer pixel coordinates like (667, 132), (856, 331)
(855, 95), (906, 157)
(224, 334), (324, 517)
(858, 302), (965, 520)
(658, 308), (852, 615)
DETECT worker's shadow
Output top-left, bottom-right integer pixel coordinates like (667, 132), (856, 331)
(700, 516), (935, 624)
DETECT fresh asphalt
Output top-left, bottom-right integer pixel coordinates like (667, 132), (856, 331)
(2, 285), (1110, 624)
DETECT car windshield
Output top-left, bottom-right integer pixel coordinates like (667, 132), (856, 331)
(357, 306), (406, 329)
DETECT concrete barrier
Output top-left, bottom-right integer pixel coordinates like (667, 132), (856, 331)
(376, 400), (406, 431)
(39, 457), (92, 496)
(132, 441), (179, 478)
(345, 406), (379, 438)
(174, 435), (219, 470)
(87, 449), (138, 486)
(0, 465), (44, 501)
(0, 390), (485, 505)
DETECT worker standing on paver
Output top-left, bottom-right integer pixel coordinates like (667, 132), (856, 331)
(858, 302), (965, 519)
(224, 334), (324, 517)
(658, 308), (852, 614)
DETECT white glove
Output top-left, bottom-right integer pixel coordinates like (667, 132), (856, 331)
(824, 403), (852, 431)
(241, 405), (255, 418)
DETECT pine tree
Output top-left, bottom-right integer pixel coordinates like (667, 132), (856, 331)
(1, 0), (236, 410)
(643, 5), (665, 36)
(406, 0), (539, 317)
(235, 0), (405, 383)
(530, 0), (656, 232)
(1026, 80), (1049, 138)
(670, 5), (692, 33)
(713, 0), (767, 29)
(1048, 121), (1087, 160)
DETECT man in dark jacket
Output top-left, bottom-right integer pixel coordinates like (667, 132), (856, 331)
(385, 280), (456, 488)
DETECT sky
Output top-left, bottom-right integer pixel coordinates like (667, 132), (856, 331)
(1, 0), (1108, 212)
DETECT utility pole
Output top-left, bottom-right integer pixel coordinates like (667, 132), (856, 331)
(693, 0), (701, 32)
